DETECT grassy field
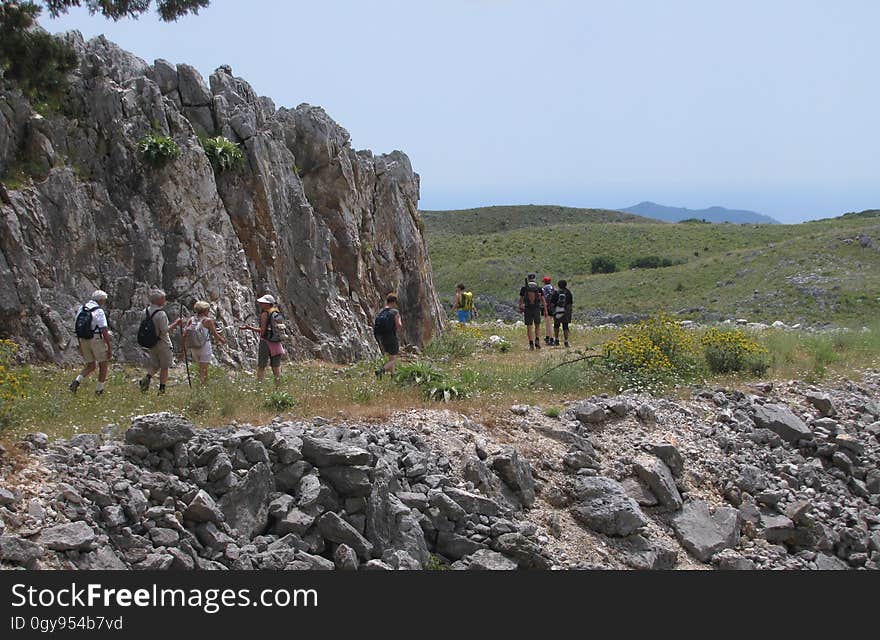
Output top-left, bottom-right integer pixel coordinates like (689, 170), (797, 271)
(425, 207), (880, 326)
(2, 322), (879, 443)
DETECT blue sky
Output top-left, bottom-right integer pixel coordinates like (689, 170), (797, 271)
(46, 0), (879, 222)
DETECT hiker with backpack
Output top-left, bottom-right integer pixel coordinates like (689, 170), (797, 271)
(182, 300), (227, 383)
(69, 290), (113, 396)
(374, 292), (403, 378)
(519, 273), (548, 351)
(541, 276), (555, 346)
(452, 283), (477, 323)
(239, 294), (285, 384)
(549, 279), (574, 347)
(137, 289), (175, 395)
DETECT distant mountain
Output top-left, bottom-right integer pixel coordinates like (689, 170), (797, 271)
(420, 205), (652, 236)
(620, 201), (780, 224)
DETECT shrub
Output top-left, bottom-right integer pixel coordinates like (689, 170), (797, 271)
(264, 390), (296, 411)
(201, 136), (244, 172)
(423, 324), (482, 360)
(544, 406), (561, 418)
(629, 256), (682, 269)
(0, 340), (26, 429)
(603, 314), (697, 392)
(393, 362), (447, 387)
(590, 256), (617, 274)
(138, 132), (180, 167)
(701, 328), (769, 375)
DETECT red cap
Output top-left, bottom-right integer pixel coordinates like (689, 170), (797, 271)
(543, 276), (552, 283)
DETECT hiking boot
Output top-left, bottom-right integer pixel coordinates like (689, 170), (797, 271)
(94, 388), (104, 397)
(565, 341), (570, 348)
(554, 339), (560, 346)
(157, 386), (166, 396)
(534, 340), (541, 350)
(69, 379), (80, 394)
(138, 376), (151, 393)
(375, 367), (385, 379)
(529, 342), (534, 351)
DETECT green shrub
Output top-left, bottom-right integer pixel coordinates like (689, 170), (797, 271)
(393, 362), (447, 387)
(138, 132), (180, 167)
(590, 256), (617, 274)
(201, 136), (244, 172)
(264, 390), (296, 411)
(602, 314), (698, 392)
(701, 328), (769, 375)
(423, 325), (481, 360)
(629, 256), (683, 269)
(544, 406), (561, 418)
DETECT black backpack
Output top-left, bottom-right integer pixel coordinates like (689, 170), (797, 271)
(74, 304), (98, 339)
(554, 291), (568, 318)
(137, 307), (161, 348)
(524, 281), (542, 307)
(373, 308), (395, 337)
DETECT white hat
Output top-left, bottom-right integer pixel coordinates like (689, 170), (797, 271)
(256, 294), (276, 304)
(92, 289), (108, 301)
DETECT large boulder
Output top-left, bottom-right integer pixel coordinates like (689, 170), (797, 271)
(365, 462), (429, 566)
(300, 435), (373, 468)
(0, 536), (45, 564)
(752, 404), (813, 443)
(672, 500), (741, 562)
(38, 521), (96, 551)
(571, 477), (648, 537)
(316, 512), (373, 561)
(489, 447), (536, 508)
(633, 456), (682, 509)
(219, 462), (275, 539)
(125, 414), (195, 451)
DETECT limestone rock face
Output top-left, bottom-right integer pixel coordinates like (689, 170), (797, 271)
(0, 32), (443, 364)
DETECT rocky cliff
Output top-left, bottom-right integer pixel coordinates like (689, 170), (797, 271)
(0, 32), (443, 365)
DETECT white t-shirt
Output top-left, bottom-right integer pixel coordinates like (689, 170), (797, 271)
(77, 301), (108, 336)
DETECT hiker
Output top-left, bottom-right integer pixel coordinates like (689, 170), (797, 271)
(182, 300), (227, 383)
(239, 294), (284, 384)
(549, 279), (574, 347)
(374, 292), (403, 378)
(69, 290), (113, 396)
(452, 283), (477, 323)
(518, 273), (547, 350)
(137, 289), (175, 395)
(541, 276), (555, 345)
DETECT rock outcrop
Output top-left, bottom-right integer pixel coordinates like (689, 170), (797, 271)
(0, 32), (443, 364)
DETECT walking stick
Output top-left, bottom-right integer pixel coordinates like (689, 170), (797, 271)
(180, 320), (192, 388)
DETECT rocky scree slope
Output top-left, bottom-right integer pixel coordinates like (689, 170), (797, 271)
(1, 373), (878, 570)
(0, 32), (443, 364)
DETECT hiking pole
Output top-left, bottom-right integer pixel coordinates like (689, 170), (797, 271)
(180, 320), (192, 388)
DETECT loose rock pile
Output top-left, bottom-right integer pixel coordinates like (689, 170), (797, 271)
(0, 413), (549, 570)
(1, 372), (878, 570)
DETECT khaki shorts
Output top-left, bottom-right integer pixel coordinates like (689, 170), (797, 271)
(147, 340), (173, 370)
(79, 338), (109, 364)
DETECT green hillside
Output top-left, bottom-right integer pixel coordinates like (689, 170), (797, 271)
(424, 206), (880, 326)
(421, 205), (652, 236)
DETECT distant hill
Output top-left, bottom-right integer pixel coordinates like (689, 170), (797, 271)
(424, 206), (880, 326)
(620, 201), (780, 224)
(420, 205), (652, 236)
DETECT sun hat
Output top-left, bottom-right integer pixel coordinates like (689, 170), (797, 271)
(256, 294), (276, 304)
